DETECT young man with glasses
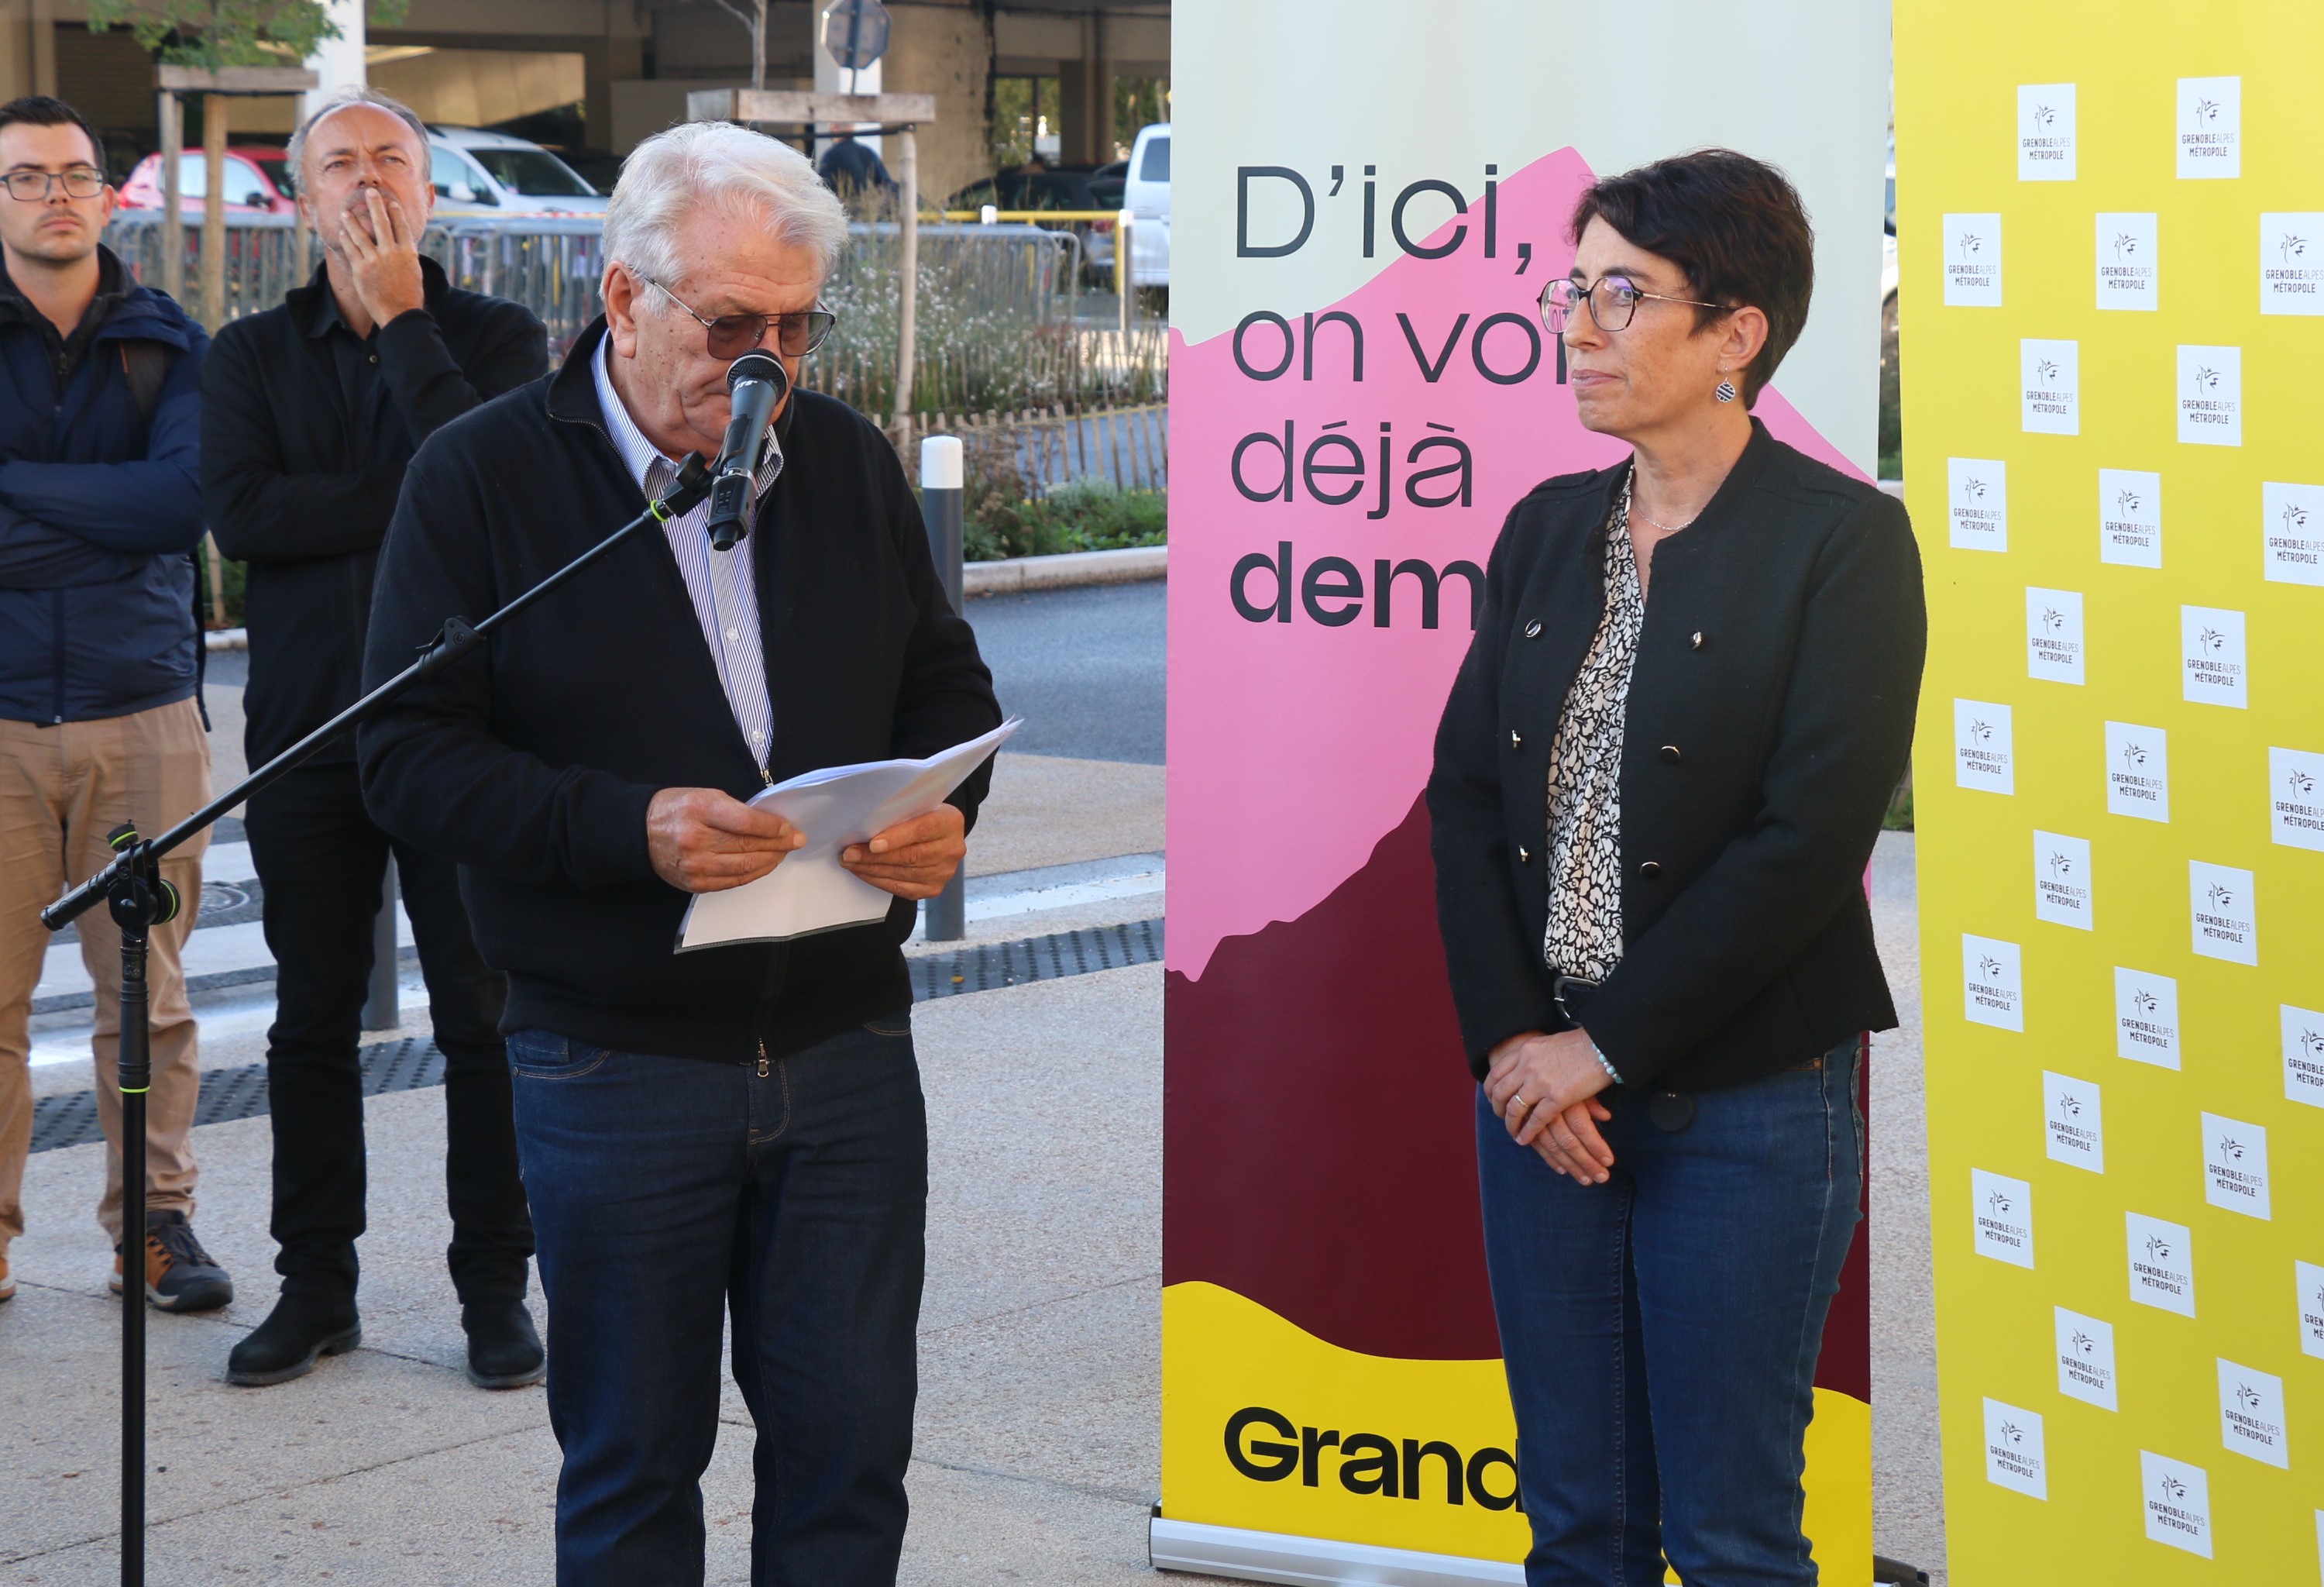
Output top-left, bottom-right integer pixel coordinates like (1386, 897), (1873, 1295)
(201, 87), (548, 1389)
(0, 95), (229, 1314)
(355, 120), (999, 1584)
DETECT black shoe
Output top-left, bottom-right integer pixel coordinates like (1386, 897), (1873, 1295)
(225, 1295), (361, 1387)
(462, 1299), (545, 1389)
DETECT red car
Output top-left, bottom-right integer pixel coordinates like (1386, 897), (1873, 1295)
(117, 147), (296, 215)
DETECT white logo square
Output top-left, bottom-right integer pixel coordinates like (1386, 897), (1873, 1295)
(2296, 1261), (2324, 1359)
(2176, 76), (2240, 179)
(2023, 339), (2080, 435)
(2104, 722), (2169, 822)
(2043, 1072), (2103, 1171)
(2026, 588), (2085, 684)
(2202, 1114), (2270, 1219)
(2180, 606), (2247, 708)
(2270, 747), (2324, 852)
(1973, 1169), (2034, 1267)
(2019, 84), (2076, 181)
(2188, 860), (2257, 966)
(1948, 458), (2009, 552)
(2176, 345), (2241, 446)
(1983, 1398), (2047, 1499)
(2099, 468), (2162, 566)
(2261, 214), (2324, 315)
(2055, 1307), (2118, 1410)
(2141, 1452), (2212, 1558)
(2116, 969), (2181, 1069)
(2284, 1006), (2324, 1108)
(1955, 699), (2015, 794)
(2217, 1359), (2287, 1468)
(1963, 936), (2023, 1033)
(1943, 214), (2003, 307)
(2127, 1212), (2195, 1316)
(2033, 831), (2092, 930)
(2095, 212), (2158, 310)
(2263, 482), (2324, 586)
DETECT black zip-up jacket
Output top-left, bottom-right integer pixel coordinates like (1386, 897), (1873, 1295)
(355, 318), (1002, 1062)
(203, 258), (546, 763)
(1428, 422), (1927, 1093)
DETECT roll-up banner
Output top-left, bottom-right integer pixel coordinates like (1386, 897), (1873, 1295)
(1157, 5), (1893, 1580)
(1900, 4), (2324, 1578)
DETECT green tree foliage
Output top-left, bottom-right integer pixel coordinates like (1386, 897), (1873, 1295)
(85, 0), (407, 71)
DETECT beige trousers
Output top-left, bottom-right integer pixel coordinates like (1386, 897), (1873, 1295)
(0, 698), (211, 1255)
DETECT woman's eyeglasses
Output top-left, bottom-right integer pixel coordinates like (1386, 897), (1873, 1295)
(1539, 274), (1724, 335)
(2, 167), (104, 202)
(638, 274), (837, 360)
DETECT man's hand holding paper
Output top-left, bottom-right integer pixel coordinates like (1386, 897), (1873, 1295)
(841, 803), (968, 900)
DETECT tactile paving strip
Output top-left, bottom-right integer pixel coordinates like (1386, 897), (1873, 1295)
(31, 918), (1164, 1153)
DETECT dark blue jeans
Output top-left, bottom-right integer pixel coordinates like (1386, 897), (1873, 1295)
(508, 1019), (927, 1587)
(1477, 1040), (1862, 1587)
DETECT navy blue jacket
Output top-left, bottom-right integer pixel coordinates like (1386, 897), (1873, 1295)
(0, 248), (208, 725)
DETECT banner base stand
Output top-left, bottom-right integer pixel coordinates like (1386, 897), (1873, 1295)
(1148, 1515), (1523, 1586)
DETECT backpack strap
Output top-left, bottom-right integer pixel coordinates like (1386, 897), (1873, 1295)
(118, 339), (176, 429)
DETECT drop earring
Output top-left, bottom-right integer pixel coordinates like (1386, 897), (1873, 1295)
(1714, 377), (1738, 404)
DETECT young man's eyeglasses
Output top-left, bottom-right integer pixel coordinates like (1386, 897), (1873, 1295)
(638, 274), (837, 360)
(2, 167), (105, 202)
(1539, 274), (1725, 335)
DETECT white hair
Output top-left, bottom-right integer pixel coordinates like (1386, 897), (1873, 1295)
(287, 87), (428, 185)
(604, 120), (848, 289)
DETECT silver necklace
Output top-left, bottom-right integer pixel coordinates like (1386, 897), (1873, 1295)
(1632, 502), (1698, 535)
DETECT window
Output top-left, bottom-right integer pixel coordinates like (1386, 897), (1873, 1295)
(466, 148), (594, 198)
(1139, 133), (1170, 183)
(174, 154), (273, 206)
(429, 145), (498, 205)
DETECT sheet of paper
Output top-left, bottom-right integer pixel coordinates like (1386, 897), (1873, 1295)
(676, 719), (1019, 950)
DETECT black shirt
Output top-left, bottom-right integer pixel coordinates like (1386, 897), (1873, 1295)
(204, 258), (548, 764)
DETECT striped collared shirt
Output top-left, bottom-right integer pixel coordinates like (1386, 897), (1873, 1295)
(592, 333), (782, 774)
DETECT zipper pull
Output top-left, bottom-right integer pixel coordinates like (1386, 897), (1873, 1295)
(756, 1039), (770, 1079)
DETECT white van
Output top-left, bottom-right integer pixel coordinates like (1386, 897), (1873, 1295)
(427, 126), (605, 218)
(1123, 122), (1170, 291)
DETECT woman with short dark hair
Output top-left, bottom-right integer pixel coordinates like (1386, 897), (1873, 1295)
(1427, 149), (1925, 1582)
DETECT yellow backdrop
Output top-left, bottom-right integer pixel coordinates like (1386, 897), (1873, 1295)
(1900, 4), (2324, 1578)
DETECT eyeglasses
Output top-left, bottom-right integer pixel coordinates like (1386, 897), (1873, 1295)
(3, 167), (104, 202)
(1539, 274), (1725, 335)
(637, 274), (837, 360)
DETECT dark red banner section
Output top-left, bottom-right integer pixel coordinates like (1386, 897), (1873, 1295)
(1163, 792), (1872, 1401)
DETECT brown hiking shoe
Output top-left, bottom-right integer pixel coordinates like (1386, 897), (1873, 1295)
(110, 1210), (232, 1313)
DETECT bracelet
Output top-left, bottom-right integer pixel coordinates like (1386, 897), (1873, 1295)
(1587, 1038), (1621, 1085)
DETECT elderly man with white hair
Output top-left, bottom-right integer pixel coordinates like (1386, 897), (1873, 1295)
(356, 120), (1002, 1583)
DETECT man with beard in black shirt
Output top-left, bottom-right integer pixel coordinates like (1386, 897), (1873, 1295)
(203, 88), (546, 1389)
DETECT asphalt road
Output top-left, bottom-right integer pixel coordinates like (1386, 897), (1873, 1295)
(201, 579), (1167, 768)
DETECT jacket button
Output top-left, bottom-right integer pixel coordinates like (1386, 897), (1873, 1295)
(1524, 619), (1542, 639)
(1639, 861), (1662, 878)
(1690, 631), (1704, 649)
(1659, 745), (1681, 764)
(1510, 730), (1522, 749)
(1518, 846), (1532, 863)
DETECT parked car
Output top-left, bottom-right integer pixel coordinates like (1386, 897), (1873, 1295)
(117, 146), (296, 215)
(947, 168), (1119, 283)
(1123, 122), (1169, 291)
(426, 126), (604, 217)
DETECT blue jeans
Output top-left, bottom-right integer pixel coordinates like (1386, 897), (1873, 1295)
(1477, 1040), (1862, 1586)
(508, 1019), (927, 1587)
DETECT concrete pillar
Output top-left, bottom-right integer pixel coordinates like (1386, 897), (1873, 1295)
(0, 2), (35, 104)
(587, 35), (641, 153)
(301, 0), (365, 121)
(882, 0), (989, 205)
(30, 0), (53, 97)
(1057, 11), (1113, 165)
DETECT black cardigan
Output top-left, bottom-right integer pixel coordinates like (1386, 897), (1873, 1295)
(355, 319), (1002, 1062)
(205, 259), (548, 763)
(1427, 422), (1926, 1093)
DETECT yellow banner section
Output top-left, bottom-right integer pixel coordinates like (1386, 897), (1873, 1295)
(1900, 4), (2324, 1578)
(1160, 1281), (1869, 1574)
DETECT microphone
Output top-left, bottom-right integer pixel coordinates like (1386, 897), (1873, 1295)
(706, 350), (787, 553)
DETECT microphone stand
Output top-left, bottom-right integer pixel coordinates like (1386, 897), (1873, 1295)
(38, 453), (711, 1587)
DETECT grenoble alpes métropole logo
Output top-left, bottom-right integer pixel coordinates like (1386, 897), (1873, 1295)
(2260, 213), (2324, 315)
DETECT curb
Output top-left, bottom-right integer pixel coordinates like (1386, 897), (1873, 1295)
(205, 628), (247, 651)
(965, 544), (1165, 597)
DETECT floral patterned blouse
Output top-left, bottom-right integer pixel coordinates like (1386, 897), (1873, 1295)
(1542, 470), (1644, 983)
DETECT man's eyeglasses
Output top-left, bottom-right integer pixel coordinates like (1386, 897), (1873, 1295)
(1539, 274), (1724, 335)
(3, 167), (105, 202)
(638, 274), (837, 360)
